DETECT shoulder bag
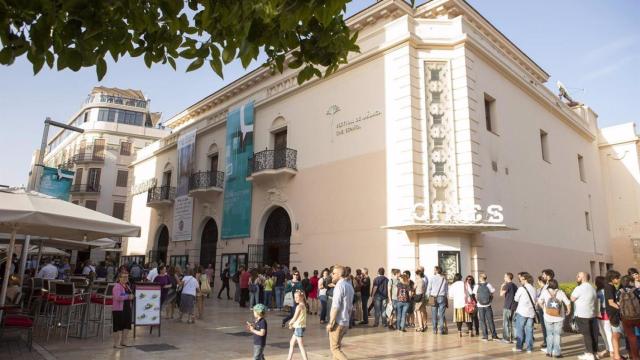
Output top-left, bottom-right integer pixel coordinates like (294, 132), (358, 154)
(428, 277), (445, 307)
(522, 285), (541, 324)
(464, 284), (477, 314)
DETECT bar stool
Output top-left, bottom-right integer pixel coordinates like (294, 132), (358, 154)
(89, 283), (114, 341)
(48, 283), (85, 343)
(27, 278), (43, 309)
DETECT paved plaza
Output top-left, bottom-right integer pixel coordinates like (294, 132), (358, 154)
(1, 296), (596, 360)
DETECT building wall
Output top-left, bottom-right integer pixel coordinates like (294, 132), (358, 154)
(599, 123), (640, 269)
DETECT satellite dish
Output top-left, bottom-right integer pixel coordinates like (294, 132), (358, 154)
(556, 80), (581, 106)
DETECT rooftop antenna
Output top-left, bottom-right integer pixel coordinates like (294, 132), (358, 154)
(556, 81), (582, 107)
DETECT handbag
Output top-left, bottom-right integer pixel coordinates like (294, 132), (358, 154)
(522, 285), (541, 324)
(464, 284), (477, 314)
(428, 277), (445, 307)
(385, 301), (394, 319)
(283, 292), (294, 307)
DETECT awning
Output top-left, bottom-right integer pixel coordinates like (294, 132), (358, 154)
(382, 222), (517, 234)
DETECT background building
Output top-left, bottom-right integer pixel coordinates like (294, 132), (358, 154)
(599, 123), (640, 269)
(32, 86), (168, 263)
(123, 0), (619, 284)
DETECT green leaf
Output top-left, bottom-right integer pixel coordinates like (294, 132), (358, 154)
(167, 57), (176, 70)
(66, 49), (83, 71)
(209, 57), (223, 78)
(96, 58), (107, 80)
(222, 46), (235, 64)
(0, 48), (14, 65)
(186, 58), (204, 72)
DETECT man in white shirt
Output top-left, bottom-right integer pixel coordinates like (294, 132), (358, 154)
(327, 265), (354, 360)
(146, 262), (158, 282)
(512, 272), (536, 353)
(37, 259), (58, 280)
(82, 260), (95, 275)
(473, 273), (498, 340)
(570, 272), (598, 360)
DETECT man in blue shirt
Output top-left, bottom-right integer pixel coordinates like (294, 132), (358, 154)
(427, 266), (448, 335)
(327, 265), (354, 360)
(273, 265), (286, 311)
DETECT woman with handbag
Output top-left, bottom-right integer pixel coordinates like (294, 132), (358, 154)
(449, 273), (473, 337)
(465, 275), (480, 336)
(413, 270), (427, 332)
(282, 271), (303, 327)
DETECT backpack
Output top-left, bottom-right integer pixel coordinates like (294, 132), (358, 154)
(397, 284), (409, 302)
(476, 283), (492, 305)
(545, 290), (562, 317)
(619, 288), (640, 321)
(249, 281), (259, 293)
(376, 277), (388, 297)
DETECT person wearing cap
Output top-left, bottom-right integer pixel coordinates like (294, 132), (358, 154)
(247, 303), (268, 360)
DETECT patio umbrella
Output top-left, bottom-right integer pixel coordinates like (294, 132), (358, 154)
(0, 188), (140, 306)
(0, 244), (68, 257)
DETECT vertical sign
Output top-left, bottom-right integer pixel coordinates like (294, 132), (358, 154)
(39, 166), (74, 201)
(221, 102), (254, 238)
(173, 129), (196, 241)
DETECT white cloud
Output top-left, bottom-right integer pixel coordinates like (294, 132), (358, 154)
(582, 55), (638, 81)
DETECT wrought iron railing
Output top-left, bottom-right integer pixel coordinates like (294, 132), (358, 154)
(70, 183), (101, 193)
(189, 170), (225, 191)
(248, 148), (297, 174)
(72, 151), (104, 163)
(147, 186), (175, 203)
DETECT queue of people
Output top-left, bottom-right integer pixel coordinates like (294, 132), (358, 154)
(237, 264), (640, 360)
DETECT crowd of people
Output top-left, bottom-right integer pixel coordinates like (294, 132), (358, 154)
(7, 253), (640, 360)
(240, 263), (640, 360)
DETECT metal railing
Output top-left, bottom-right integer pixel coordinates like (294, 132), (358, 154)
(70, 183), (101, 193)
(72, 151), (105, 163)
(248, 148), (297, 174)
(189, 170), (225, 191)
(147, 186), (175, 203)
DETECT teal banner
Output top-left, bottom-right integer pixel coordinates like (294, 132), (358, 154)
(221, 102), (254, 239)
(39, 166), (74, 201)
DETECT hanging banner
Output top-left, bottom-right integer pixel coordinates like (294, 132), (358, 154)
(173, 129), (196, 241)
(39, 166), (74, 201)
(221, 101), (254, 239)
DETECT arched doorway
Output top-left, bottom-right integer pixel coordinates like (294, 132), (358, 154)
(200, 218), (218, 268)
(263, 207), (291, 267)
(153, 225), (169, 265)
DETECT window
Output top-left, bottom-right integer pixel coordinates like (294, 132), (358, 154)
(72, 200), (79, 205)
(120, 141), (131, 156)
(74, 168), (83, 185)
(585, 211), (591, 231)
(209, 154), (219, 172)
(163, 171), (172, 186)
(274, 129), (287, 150)
(112, 202), (125, 220)
(484, 94), (496, 133)
(540, 130), (550, 162)
(116, 170), (129, 187)
(491, 161), (498, 172)
(88, 168), (101, 189)
(85, 200), (97, 210)
(578, 154), (586, 182)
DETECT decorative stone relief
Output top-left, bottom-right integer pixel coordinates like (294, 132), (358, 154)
(425, 61), (456, 222)
(266, 75), (298, 98)
(264, 187), (287, 204)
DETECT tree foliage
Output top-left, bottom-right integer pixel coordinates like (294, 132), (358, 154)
(0, 0), (360, 84)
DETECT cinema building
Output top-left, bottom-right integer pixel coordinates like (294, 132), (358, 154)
(123, 0), (616, 283)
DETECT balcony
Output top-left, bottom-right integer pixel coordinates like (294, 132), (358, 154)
(70, 183), (101, 194)
(72, 151), (105, 164)
(146, 186), (175, 208)
(189, 171), (224, 198)
(247, 148), (297, 182)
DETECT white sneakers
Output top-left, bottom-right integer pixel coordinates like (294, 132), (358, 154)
(577, 353), (595, 360)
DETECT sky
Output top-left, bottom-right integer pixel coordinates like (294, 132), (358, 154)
(0, 0), (638, 187)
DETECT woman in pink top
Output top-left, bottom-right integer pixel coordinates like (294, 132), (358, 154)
(112, 271), (134, 348)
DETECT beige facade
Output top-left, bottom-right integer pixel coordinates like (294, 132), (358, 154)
(124, 0), (620, 284)
(599, 123), (640, 269)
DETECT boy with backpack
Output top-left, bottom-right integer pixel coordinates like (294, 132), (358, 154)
(537, 279), (571, 358)
(473, 273), (499, 341)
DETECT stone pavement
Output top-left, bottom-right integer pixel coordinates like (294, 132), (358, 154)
(2, 297), (597, 360)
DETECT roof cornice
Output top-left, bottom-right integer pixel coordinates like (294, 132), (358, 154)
(415, 0), (549, 83)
